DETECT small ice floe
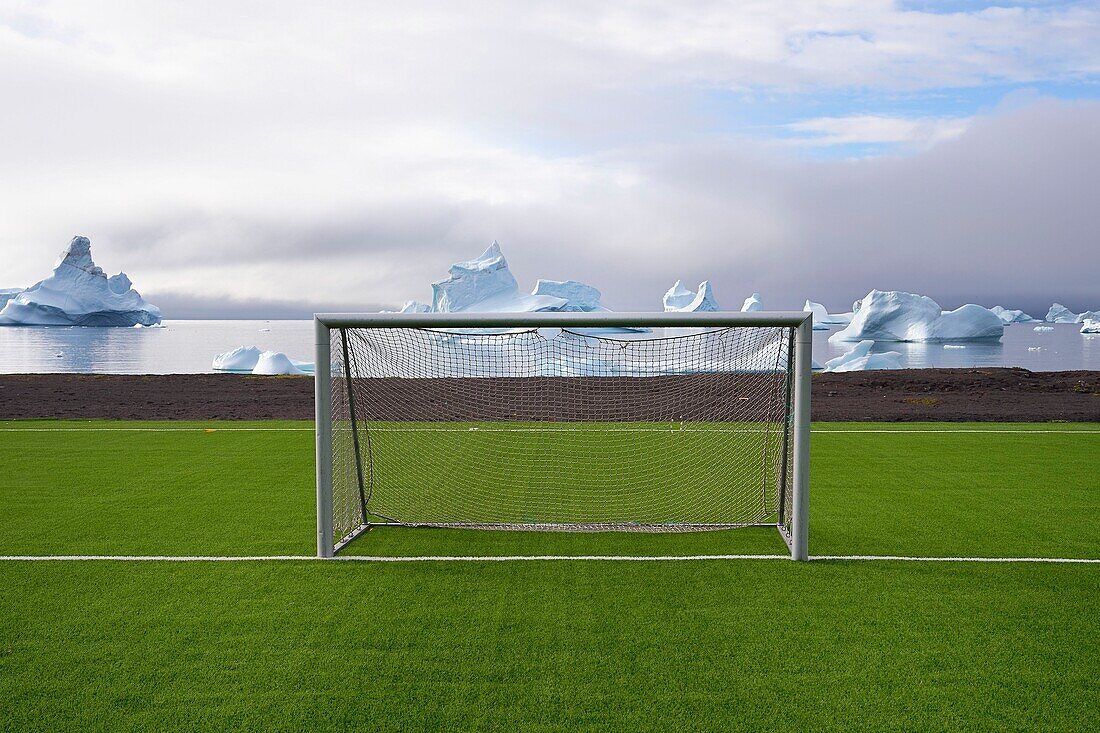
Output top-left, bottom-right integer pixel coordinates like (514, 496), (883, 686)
(1081, 319), (1100, 334)
(55, 351), (63, 357)
(1033, 326), (1055, 332)
(1028, 346), (1043, 352)
(258, 328), (271, 332)
(943, 344), (966, 349)
(213, 345), (313, 374)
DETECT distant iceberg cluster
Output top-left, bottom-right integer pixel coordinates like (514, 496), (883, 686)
(0, 237), (161, 327)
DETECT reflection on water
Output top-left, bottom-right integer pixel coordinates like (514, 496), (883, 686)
(0, 320), (1095, 374)
(0, 321), (315, 375)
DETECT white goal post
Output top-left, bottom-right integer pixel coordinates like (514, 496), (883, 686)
(315, 311), (811, 560)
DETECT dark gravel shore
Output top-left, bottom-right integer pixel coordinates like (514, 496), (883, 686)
(0, 369), (1096, 422)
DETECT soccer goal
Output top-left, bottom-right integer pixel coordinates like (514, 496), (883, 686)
(315, 311), (811, 559)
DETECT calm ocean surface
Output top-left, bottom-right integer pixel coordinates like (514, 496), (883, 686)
(0, 320), (1095, 374)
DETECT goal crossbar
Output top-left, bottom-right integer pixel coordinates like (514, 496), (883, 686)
(315, 311), (812, 560)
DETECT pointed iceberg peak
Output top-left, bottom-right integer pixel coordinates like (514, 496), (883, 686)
(741, 293), (763, 312)
(107, 272), (132, 294)
(663, 280), (719, 312)
(55, 235), (101, 275)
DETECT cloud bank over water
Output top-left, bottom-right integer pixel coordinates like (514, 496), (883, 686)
(0, 2), (1097, 317)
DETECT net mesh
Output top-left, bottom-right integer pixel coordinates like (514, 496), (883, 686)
(329, 325), (795, 549)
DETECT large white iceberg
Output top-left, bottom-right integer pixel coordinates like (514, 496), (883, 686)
(430, 242), (566, 313)
(823, 340), (903, 372)
(831, 290), (1003, 342)
(0, 236), (161, 327)
(663, 280), (719, 312)
(989, 306), (1037, 324)
(1077, 310), (1100, 323)
(1081, 319), (1100, 334)
(740, 293), (763, 312)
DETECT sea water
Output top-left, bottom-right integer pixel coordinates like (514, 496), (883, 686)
(0, 320), (1095, 374)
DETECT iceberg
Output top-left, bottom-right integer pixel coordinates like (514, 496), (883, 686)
(212, 345), (263, 371)
(0, 287), (21, 309)
(663, 280), (719, 312)
(831, 290), (1003, 342)
(823, 340), (902, 372)
(213, 345), (312, 374)
(803, 300), (851, 330)
(532, 279), (605, 312)
(741, 293), (763, 312)
(0, 236), (161, 327)
(1081, 319), (1100, 334)
(989, 306), (1037, 324)
(1077, 310), (1100, 323)
(252, 351), (306, 375)
(1045, 303), (1078, 323)
(396, 243), (645, 332)
(1033, 325), (1055, 332)
(430, 242), (566, 313)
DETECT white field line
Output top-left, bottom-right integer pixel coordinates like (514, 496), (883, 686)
(0, 427), (1097, 434)
(0, 554), (1097, 563)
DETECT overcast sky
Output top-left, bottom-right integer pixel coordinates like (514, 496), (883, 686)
(1, 0), (1098, 317)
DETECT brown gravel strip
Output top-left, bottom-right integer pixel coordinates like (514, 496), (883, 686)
(0, 369), (1096, 422)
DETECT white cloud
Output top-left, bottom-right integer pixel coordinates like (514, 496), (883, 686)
(786, 114), (973, 149)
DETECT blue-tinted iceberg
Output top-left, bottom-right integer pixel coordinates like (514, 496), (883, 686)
(0, 288), (20, 309)
(1045, 303), (1078, 323)
(831, 290), (1003, 342)
(663, 280), (719, 312)
(0, 237), (161, 327)
(430, 242), (566, 313)
(989, 306), (1037, 324)
(823, 340), (902, 372)
(401, 242), (645, 333)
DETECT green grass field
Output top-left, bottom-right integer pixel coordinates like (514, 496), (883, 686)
(1, 420), (1098, 731)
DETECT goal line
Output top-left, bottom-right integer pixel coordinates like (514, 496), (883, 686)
(1, 554), (1096, 563)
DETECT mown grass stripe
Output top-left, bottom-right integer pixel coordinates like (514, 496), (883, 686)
(1, 554), (1097, 563)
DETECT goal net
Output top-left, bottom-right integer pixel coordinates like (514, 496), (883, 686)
(316, 312), (810, 559)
